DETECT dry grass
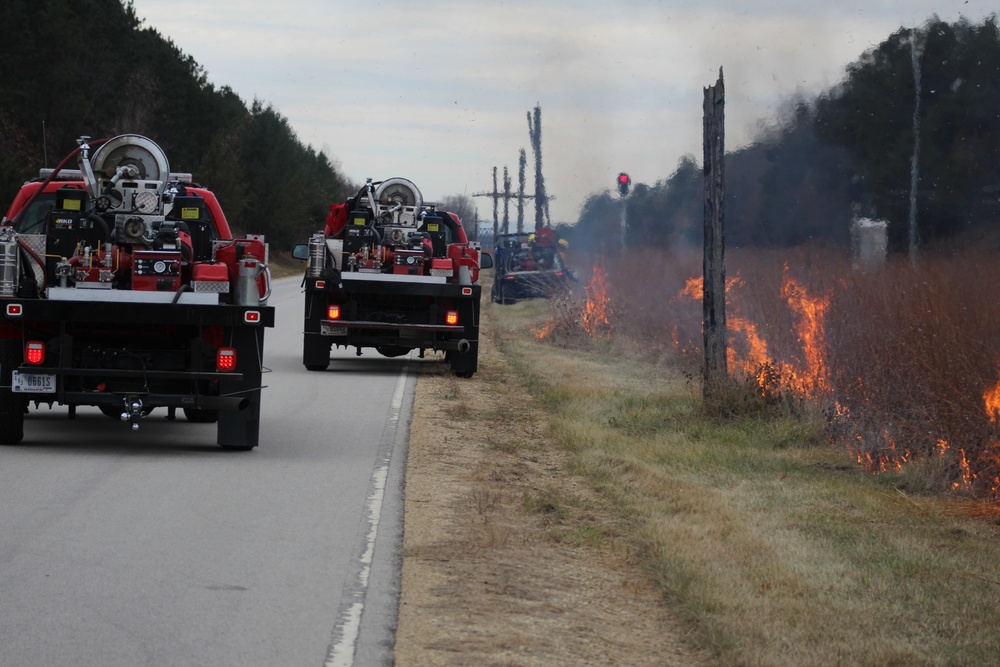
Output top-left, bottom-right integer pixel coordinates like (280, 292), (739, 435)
(493, 277), (1000, 666)
(395, 298), (705, 666)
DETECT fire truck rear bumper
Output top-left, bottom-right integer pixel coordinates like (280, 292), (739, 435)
(320, 319), (464, 335)
(316, 319), (472, 352)
(60, 391), (250, 411)
(16, 365), (253, 411)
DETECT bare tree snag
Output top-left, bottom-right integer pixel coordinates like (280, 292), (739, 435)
(703, 68), (727, 398)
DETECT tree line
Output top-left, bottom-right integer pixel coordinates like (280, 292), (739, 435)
(0, 0), (354, 249)
(566, 15), (1000, 254)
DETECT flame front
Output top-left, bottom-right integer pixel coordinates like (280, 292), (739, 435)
(984, 376), (1000, 423)
(581, 264), (612, 336)
(675, 271), (830, 398)
(780, 270), (831, 397)
(532, 320), (555, 340)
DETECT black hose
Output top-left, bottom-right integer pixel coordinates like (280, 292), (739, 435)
(87, 213), (112, 243)
(171, 284), (191, 305)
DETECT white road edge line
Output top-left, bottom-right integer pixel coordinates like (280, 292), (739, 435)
(325, 359), (409, 667)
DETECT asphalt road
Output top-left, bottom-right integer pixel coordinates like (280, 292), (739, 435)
(0, 276), (412, 666)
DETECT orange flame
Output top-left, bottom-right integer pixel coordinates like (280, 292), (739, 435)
(984, 376), (1000, 423)
(780, 270), (831, 397)
(581, 264), (612, 336)
(679, 276), (703, 300)
(532, 320), (555, 340)
(674, 270), (830, 398)
(953, 448), (976, 491)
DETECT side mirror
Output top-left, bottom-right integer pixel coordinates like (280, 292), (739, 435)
(479, 252), (494, 269)
(291, 244), (310, 260)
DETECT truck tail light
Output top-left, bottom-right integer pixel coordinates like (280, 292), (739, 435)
(25, 341), (45, 365)
(216, 347), (237, 372)
(327, 304), (341, 320)
(6, 304), (23, 317)
(446, 310), (459, 326)
(244, 310), (261, 324)
(461, 287), (473, 296)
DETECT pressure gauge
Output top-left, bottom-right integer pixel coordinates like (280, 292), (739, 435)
(134, 190), (158, 214)
(153, 260), (167, 274)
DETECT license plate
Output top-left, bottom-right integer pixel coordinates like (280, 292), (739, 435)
(322, 324), (347, 336)
(12, 370), (56, 393)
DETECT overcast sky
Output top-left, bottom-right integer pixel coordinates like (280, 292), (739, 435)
(129, 0), (995, 223)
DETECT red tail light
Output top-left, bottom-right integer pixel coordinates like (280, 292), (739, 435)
(446, 310), (459, 326)
(216, 347), (237, 372)
(25, 341), (45, 365)
(327, 304), (341, 320)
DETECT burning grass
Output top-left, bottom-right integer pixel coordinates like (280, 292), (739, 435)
(526, 244), (1000, 503)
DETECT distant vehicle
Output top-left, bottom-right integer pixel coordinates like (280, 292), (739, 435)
(293, 177), (492, 378)
(490, 231), (570, 305)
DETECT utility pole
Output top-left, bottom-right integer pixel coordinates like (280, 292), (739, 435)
(702, 67), (727, 399)
(617, 172), (631, 249)
(474, 159), (547, 240)
(517, 149), (527, 233)
(527, 104), (550, 230)
(502, 166), (511, 235)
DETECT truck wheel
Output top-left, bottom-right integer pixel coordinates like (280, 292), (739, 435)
(304, 337), (331, 371)
(0, 340), (25, 445)
(183, 407), (219, 423)
(499, 283), (516, 305)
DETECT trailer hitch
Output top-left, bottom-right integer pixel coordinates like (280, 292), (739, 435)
(118, 395), (147, 431)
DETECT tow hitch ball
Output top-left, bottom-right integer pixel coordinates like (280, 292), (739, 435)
(119, 396), (146, 431)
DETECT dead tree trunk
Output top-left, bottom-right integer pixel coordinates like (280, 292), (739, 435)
(703, 68), (727, 399)
(492, 166), (499, 243)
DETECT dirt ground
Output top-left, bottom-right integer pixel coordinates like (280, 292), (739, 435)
(394, 304), (707, 666)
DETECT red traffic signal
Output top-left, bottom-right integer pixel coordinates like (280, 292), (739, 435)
(617, 172), (631, 196)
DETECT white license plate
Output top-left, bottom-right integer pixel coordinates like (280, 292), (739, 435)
(322, 324), (347, 336)
(12, 370), (56, 393)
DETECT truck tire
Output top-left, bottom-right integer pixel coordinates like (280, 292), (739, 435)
(498, 282), (516, 305)
(0, 340), (25, 445)
(304, 336), (331, 371)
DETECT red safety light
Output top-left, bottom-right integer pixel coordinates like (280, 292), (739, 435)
(461, 287), (473, 296)
(446, 310), (459, 326)
(244, 310), (261, 323)
(25, 341), (45, 365)
(216, 347), (237, 372)
(315, 280), (326, 289)
(617, 171), (631, 196)
(6, 303), (23, 317)
(327, 304), (341, 320)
